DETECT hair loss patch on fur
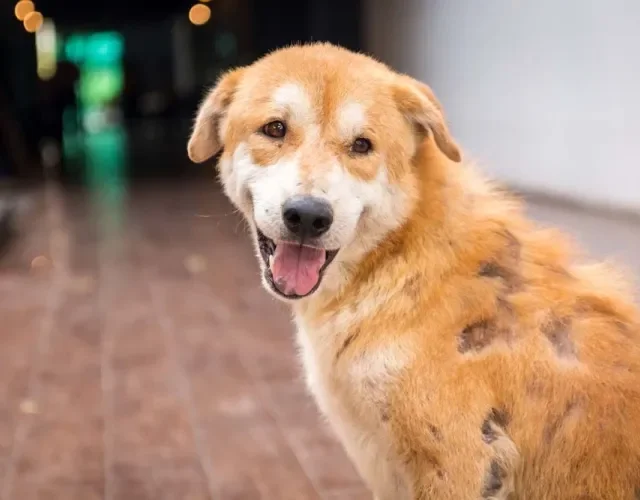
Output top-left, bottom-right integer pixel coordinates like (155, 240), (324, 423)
(478, 230), (523, 293)
(482, 408), (511, 444)
(542, 315), (577, 361)
(428, 423), (443, 441)
(458, 319), (512, 354)
(482, 460), (508, 498)
(543, 399), (583, 443)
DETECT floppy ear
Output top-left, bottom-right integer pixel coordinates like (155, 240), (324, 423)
(187, 68), (245, 163)
(392, 75), (461, 163)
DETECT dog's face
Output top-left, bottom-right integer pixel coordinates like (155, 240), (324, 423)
(188, 44), (460, 301)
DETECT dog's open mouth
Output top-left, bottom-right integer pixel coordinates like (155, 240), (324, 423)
(257, 229), (339, 299)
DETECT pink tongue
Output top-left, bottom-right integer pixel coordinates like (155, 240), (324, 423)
(271, 243), (327, 296)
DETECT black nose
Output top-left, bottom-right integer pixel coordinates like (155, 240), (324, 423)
(282, 196), (334, 239)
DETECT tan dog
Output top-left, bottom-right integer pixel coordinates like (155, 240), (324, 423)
(187, 43), (640, 499)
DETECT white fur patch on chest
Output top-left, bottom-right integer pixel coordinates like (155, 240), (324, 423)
(295, 314), (414, 500)
(295, 286), (414, 410)
(348, 341), (414, 408)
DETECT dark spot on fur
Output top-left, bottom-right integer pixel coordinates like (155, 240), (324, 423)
(402, 448), (418, 466)
(482, 408), (510, 444)
(387, 239), (406, 260)
(546, 264), (572, 278)
(544, 399), (581, 443)
(458, 319), (511, 353)
(479, 262), (523, 293)
(380, 404), (391, 422)
(403, 447), (442, 478)
(502, 230), (521, 258)
(424, 453), (442, 473)
(479, 230), (524, 293)
(482, 460), (506, 497)
(335, 332), (358, 363)
(479, 261), (509, 279)
(634, 486), (640, 499)
(542, 316), (577, 360)
(575, 296), (613, 315)
(404, 274), (422, 299)
(491, 408), (510, 428)
(482, 419), (497, 444)
(459, 320), (492, 353)
(428, 424), (443, 441)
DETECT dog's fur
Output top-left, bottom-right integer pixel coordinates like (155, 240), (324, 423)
(188, 43), (640, 499)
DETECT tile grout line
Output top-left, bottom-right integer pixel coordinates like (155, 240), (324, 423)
(98, 234), (114, 500)
(193, 281), (327, 500)
(102, 226), (159, 500)
(0, 182), (65, 500)
(145, 275), (220, 500)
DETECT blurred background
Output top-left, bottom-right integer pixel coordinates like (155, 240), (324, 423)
(0, 1), (639, 499)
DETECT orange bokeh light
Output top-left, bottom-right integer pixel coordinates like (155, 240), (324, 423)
(189, 4), (211, 25)
(24, 10), (44, 32)
(14, 0), (35, 21)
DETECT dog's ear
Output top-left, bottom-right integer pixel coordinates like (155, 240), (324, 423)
(392, 75), (461, 163)
(187, 68), (245, 163)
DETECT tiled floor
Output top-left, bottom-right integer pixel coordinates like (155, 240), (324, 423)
(1, 175), (639, 500)
(0, 178), (369, 500)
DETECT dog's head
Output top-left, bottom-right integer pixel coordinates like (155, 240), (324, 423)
(188, 43), (460, 301)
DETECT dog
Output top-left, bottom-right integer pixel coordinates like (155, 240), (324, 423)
(187, 43), (640, 499)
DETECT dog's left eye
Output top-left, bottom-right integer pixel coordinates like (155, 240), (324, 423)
(351, 137), (373, 155)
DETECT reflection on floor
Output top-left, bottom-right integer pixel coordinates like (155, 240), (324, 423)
(1, 128), (639, 498)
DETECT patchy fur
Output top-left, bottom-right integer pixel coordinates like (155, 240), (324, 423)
(188, 43), (640, 499)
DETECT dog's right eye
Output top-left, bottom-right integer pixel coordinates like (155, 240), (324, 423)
(261, 121), (287, 139)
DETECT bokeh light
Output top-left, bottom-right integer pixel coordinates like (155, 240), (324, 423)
(24, 10), (44, 33)
(14, 0), (35, 21)
(30, 255), (51, 270)
(188, 4), (211, 26)
(35, 18), (57, 80)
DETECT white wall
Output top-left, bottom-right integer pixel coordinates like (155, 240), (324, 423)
(365, 0), (640, 212)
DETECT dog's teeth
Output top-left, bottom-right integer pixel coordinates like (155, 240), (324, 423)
(268, 254), (274, 270)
